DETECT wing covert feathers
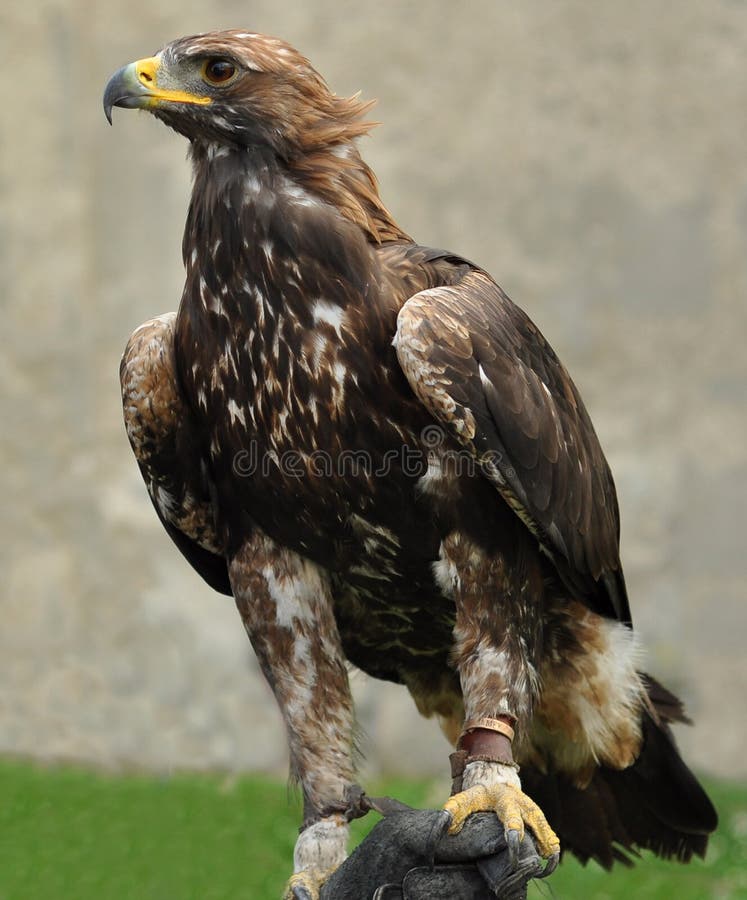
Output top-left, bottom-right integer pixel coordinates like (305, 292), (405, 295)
(120, 313), (232, 595)
(394, 269), (630, 623)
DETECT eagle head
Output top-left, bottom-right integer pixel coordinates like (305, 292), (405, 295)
(103, 30), (373, 159)
(104, 31), (407, 242)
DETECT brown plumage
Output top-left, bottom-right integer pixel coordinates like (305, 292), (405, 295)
(104, 30), (717, 894)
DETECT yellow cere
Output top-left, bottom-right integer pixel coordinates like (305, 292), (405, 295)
(134, 55), (212, 109)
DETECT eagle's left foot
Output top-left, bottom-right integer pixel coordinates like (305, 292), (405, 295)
(438, 764), (560, 872)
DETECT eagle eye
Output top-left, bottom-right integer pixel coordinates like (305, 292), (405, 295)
(202, 59), (237, 86)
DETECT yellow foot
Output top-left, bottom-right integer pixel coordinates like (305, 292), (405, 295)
(444, 781), (560, 862)
(283, 866), (335, 900)
(284, 814), (348, 899)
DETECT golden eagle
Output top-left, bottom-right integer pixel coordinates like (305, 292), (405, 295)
(104, 31), (716, 898)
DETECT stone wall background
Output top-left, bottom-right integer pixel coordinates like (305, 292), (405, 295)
(1, 0), (745, 780)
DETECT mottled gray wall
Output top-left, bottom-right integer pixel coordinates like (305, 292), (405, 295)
(1, 1), (745, 779)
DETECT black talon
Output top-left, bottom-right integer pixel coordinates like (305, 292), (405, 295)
(425, 809), (453, 868)
(292, 888), (313, 900)
(505, 828), (522, 870)
(539, 850), (560, 878)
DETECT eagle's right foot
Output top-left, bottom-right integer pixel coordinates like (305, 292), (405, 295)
(284, 815), (348, 900)
(284, 868), (333, 900)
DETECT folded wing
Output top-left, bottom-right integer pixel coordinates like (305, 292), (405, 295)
(394, 265), (630, 623)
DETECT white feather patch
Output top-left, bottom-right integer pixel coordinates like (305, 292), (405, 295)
(293, 816), (348, 873)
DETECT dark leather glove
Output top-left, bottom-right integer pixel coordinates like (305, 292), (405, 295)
(321, 808), (549, 899)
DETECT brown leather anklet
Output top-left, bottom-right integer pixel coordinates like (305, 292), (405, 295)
(459, 728), (514, 762)
(449, 743), (519, 794)
(450, 714), (519, 793)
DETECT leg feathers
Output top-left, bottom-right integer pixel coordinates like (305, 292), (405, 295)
(523, 680), (717, 868)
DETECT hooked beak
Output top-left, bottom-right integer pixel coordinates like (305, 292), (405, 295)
(103, 57), (158, 124)
(103, 55), (211, 124)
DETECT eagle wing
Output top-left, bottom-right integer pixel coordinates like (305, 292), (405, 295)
(120, 313), (232, 597)
(394, 264), (630, 624)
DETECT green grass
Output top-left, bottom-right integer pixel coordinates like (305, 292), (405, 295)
(0, 759), (745, 899)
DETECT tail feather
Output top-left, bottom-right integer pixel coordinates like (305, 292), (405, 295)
(642, 673), (692, 725)
(522, 678), (718, 868)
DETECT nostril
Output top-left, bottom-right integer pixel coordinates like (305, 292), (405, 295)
(139, 71), (153, 85)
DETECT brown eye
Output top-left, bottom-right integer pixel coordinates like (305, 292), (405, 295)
(202, 59), (236, 85)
